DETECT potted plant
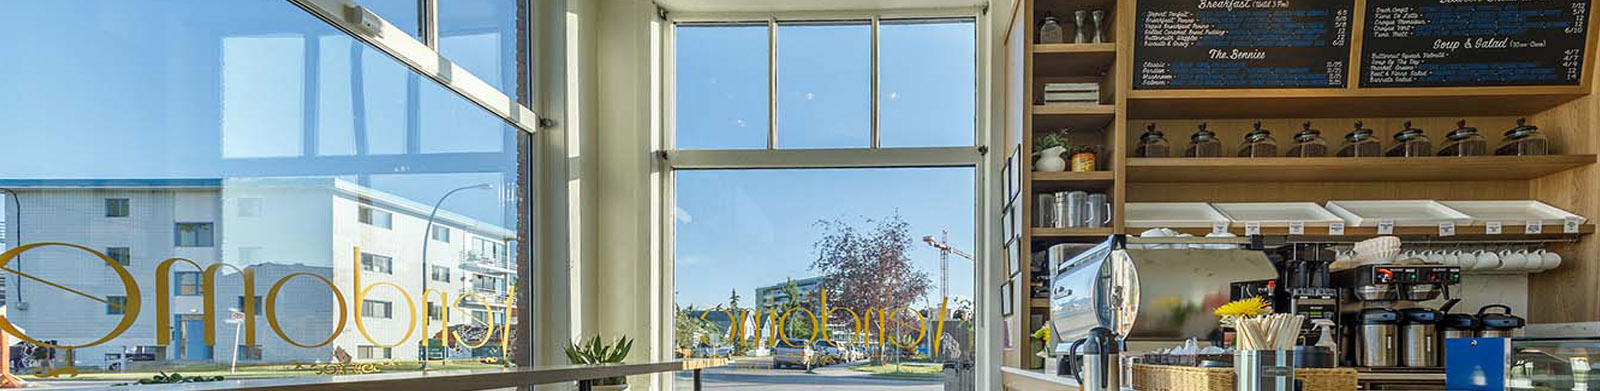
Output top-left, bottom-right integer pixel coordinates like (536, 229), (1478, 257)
(1033, 130), (1070, 172)
(565, 336), (634, 391)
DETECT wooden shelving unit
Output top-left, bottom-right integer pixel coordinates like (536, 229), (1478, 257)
(1128, 155), (1597, 183)
(1002, 0), (1600, 375)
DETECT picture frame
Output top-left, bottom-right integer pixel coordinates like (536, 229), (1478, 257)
(1001, 209), (1014, 241)
(1000, 280), (1015, 316)
(1001, 156), (1014, 205)
(1006, 237), (1022, 278)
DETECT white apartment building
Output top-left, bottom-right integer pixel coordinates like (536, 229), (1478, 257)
(0, 178), (516, 367)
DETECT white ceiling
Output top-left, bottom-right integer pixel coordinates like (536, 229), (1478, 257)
(657, 0), (983, 14)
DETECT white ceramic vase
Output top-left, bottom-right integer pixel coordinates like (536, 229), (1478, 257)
(1036, 146), (1067, 172)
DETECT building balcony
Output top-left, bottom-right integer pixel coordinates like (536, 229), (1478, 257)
(459, 250), (513, 274)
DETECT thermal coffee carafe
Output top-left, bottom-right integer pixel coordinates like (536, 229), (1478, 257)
(1438, 299), (1480, 339)
(1358, 308), (1400, 367)
(1478, 304), (1526, 338)
(1398, 308), (1441, 367)
(1063, 327), (1120, 391)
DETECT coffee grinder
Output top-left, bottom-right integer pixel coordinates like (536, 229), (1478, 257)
(1231, 244), (1341, 344)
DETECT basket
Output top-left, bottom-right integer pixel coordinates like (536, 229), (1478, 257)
(1131, 364), (1357, 391)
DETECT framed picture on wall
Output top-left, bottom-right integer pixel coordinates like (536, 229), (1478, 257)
(1008, 147), (1023, 201)
(1006, 237), (1021, 278)
(1001, 208), (1014, 241)
(1000, 280), (1015, 316)
(1001, 156), (1014, 206)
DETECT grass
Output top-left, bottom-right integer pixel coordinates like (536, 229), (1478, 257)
(848, 362), (945, 379)
(20, 360), (506, 382)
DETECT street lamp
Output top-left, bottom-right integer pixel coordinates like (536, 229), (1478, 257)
(419, 183), (493, 369)
(0, 188), (22, 310)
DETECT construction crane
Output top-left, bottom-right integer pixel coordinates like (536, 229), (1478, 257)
(922, 230), (974, 301)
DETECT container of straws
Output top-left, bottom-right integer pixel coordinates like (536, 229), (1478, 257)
(1215, 299), (1304, 391)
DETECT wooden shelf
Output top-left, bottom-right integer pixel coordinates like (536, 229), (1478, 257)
(1033, 43), (1116, 77)
(1029, 298), (1050, 308)
(1164, 224), (1594, 239)
(1127, 88), (1587, 119)
(1033, 104), (1117, 131)
(1127, 155), (1596, 183)
(1032, 227), (1115, 238)
(1032, 171), (1115, 192)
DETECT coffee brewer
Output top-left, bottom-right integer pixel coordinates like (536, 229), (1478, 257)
(1333, 264), (1462, 368)
(1231, 244), (1341, 345)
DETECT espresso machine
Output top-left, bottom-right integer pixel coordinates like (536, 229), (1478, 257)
(1049, 235), (1278, 386)
(1332, 264), (1462, 370)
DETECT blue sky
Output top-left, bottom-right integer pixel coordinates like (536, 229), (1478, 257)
(672, 20), (979, 309)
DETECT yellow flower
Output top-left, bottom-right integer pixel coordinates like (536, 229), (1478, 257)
(1214, 297), (1271, 318)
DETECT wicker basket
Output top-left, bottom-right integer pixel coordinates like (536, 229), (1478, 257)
(1131, 364), (1357, 391)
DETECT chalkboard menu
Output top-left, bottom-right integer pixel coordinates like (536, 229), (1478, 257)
(1360, 0), (1591, 87)
(1135, 0), (1355, 89)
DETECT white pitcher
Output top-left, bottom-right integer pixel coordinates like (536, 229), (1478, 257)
(1036, 146), (1067, 172)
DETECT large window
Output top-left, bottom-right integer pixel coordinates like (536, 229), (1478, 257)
(670, 16), (980, 391)
(674, 18), (977, 150)
(0, 0), (531, 385)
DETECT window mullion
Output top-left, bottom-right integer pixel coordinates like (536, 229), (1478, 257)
(871, 16), (881, 149)
(767, 18), (778, 150)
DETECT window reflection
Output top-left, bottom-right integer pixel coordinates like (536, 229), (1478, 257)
(0, 0), (524, 385)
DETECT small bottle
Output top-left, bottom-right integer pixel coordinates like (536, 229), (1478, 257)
(1438, 120), (1487, 157)
(1135, 123), (1171, 157)
(1039, 15), (1065, 44)
(1496, 118), (1550, 156)
(1386, 121), (1433, 157)
(1337, 121), (1382, 157)
(1287, 121), (1329, 157)
(1073, 11), (1089, 44)
(1237, 121), (1279, 158)
(1186, 123), (1222, 157)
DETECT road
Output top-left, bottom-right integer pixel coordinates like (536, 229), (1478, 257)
(674, 359), (944, 391)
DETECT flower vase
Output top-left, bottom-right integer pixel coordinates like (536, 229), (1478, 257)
(1035, 146), (1068, 172)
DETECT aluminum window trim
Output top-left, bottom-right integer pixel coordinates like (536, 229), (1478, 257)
(287, 0), (541, 134)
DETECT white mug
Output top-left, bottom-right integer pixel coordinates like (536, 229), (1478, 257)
(1450, 250), (1477, 270)
(1537, 250), (1563, 271)
(1473, 250), (1502, 271)
(1426, 250), (1447, 265)
(1497, 249), (1529, 271)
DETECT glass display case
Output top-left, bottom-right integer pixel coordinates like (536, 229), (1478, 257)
(1511, 337), (1600, 390)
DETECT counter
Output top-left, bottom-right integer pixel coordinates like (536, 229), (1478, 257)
(1002, 366), (1139, 391)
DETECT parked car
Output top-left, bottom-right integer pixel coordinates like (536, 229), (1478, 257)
(692, 343), (733, 358)
(771, 339), (816, 369)
(812, 340), (851, 364)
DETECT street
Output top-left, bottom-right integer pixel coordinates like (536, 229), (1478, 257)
(675, 359), (944, 391)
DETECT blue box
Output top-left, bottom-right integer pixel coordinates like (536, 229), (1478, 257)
(1445, 338), (1510, 391)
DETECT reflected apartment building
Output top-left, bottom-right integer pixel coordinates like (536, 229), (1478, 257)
(0, 178), (515, 367)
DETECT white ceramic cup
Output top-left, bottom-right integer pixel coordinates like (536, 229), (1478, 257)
(1451, 250), (1477, 270)
(1473, 250), (1502, 271)
(1498, 249), (1529, 271)
(1540, 250), (1563, 271)
(1426, 250), (1447, 265)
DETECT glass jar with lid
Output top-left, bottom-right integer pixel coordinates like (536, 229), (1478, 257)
(1438, 119), (1487, 157)
(1134, 123), (1171, 157)
(1185, 123), (1222, 157)
(1287, 121), (1329, 157)
(1038, 14), (1065, 44)
(1338, 121), (1382, 157)
(1237, 121), (1279, 157)
(1496, 118), (1550, 156)
(1385, 121), (1433, 157)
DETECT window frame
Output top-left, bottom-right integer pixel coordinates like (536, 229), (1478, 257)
(669, 14), (981, 152)
(431, 225), (452, 242)
(361, 252), (394, 274)
(105, 198), (130, 217)
(174, 222), (216, 247)
(106, 296), (128, 315)
(175, 271), (204, 296)
(358, 206), (394, 229)
(106, 247), (131, 266)
(362, 299), (394, 319)
(660, 9), (994, 391)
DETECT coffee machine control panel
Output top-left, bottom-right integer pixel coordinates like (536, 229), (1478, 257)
(1348, 265), (1461, 286)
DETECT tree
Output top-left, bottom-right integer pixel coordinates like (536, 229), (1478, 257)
(810, 213), (933, 361)
(727, 289), (742, 311)
(811, 213), (931, 313)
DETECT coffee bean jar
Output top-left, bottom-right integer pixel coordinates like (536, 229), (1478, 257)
(1496, 118), (1549, 156)
(1186, 123), (1222, 158)
(1135, 123), (1171, 157)
(1287, 121), (1329, 157)
(1337, 121), (1382, 157)
(1237, 121), (1279, 158)
(1386, 121), (1433, 157)
(1438, 119), (1487, 157)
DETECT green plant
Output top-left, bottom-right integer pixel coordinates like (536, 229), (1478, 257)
(1034, 129), (1100, 155)
(127, 371), (224, 385)
(564, 336), (633, 386)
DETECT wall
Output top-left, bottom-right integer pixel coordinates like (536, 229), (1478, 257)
(1530, 74), (1600, 324)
